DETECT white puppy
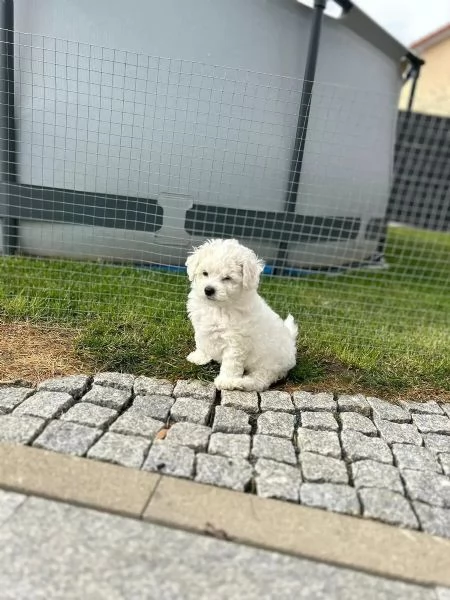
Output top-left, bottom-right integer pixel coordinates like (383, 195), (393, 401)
(185, 238), (298, 392)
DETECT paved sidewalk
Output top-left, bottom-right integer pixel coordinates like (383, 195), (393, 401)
(1, 373), (450, 538)
(0, 488), (447, 600)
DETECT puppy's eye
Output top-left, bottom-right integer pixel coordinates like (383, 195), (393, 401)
(222, 276), (232, 282)
(202, 271), (208, 277)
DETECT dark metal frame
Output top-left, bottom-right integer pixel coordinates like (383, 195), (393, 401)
(274, 0), (424, 273)
(373, 51), (425, 260)
(274, 0), (327, 274)
(405, 54), (424, 113)
(0, 0), (18, 254)
(1, 0), (424, 265)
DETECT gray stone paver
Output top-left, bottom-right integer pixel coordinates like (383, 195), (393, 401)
(13, 391), (74, 420)
(296, 428), (341, 458)
(142, 441), (195, 478)
(402, 469), (450, 508)
(300, 452), (348, 484)
(0, 415), (46, 444)
(300, 411), (338, 431)
(292, 391), (336, 412)
(259, 391), (294, 413)
(412, 413), (450, 435)
(413, 501), (450, 538)
(221, 390), (259, 414)
(195, 454), (252, 492)
(82, 385), (131, 411)
(133, 376), (173, 397)
(208, 432), (251, 460)
(165, 422), (211, 451)
(392, 443), (442, 473)
(109, 411), (163, 439)
(0, 489), (27, 527)
(337, 394), (370, 416)
(33, 420), (101, 456)
(366, 397), (411, 423)
(87, 432), (150, 468)
(340, 412), (377, 436)
(300, 483), (360, 516)
(131, 395), (174, 422)
(375, 419), (423, 446)
(400, 400), (443, 415)
(341, 430), (392, 464)
(0, 387), (34, 412)
(0, 499), (438, 600)
(439, 453), (450, 476)
(256, 411), (295, 439)
(212, 406), (251, 434)
(37, 375), (90, 398)
(441, 404), (450, 418)
(252, 434), (297, 465)
(170, 397), (211, 425)
(291, 390), (312, 410)
(255, 458), (301, 501)
(60, 402), (117, 429)
(173, 379), (216, 404)
(93, 372), (135, 391)
(359, 489), (418, 529)
(423, 433), (450, 454)
(351, 460), (404, 494)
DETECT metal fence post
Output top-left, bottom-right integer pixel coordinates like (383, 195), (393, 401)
(274, 0), (327, 274)
(1, 0), (18, 255)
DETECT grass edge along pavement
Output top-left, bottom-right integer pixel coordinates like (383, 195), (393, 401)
(0, 226), (449, 399)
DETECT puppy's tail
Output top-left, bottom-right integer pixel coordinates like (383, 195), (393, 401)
(284, 314), (298, 340)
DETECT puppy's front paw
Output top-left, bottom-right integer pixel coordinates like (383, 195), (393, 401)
(187, 350), (211, 366)
(214, 375), (236, 390)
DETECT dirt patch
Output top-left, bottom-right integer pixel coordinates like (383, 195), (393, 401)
(0, 321), (92, 385)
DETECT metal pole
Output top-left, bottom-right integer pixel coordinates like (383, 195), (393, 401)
(275, 0), (327, 274)
(407, 67), (420, 112)
(405, 51), (424, 114)
(1, 0), (18, 255)
(380, 57), (423, 258)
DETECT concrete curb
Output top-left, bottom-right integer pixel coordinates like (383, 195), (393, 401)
(1, 442), (450, 588)
(0, 442), (160, 517)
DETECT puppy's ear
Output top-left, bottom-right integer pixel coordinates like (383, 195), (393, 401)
(242, 251), (265, 290)
(185, 248), (200, 282)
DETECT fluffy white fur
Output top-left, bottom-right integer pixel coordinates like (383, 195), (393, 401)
(185, 238), (298, 392)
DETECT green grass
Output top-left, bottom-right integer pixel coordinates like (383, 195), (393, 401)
(1, 226), (449, 397)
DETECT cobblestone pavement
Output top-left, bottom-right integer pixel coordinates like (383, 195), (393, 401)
(1, 374), (450, 539)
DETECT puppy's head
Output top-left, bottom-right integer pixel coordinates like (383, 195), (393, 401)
(185, 239), (265, 303)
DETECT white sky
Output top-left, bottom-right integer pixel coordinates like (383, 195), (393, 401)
(301, 0), (450, 46)
(355, 0), (450, 45)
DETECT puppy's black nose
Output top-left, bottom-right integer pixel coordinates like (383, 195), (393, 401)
(204, 286), (215, 297)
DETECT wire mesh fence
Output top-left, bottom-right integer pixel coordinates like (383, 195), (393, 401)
(0, 30), (449, 359)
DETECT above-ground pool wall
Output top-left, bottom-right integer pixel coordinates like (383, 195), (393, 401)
(8, 0), (403, 268)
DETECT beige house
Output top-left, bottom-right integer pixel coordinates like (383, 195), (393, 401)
(399, 22), (450, 116)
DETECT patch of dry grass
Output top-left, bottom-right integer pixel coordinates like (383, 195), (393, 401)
(0, 321), (92, 385)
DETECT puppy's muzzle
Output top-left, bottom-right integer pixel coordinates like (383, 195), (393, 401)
(204, 286), (215, 298)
